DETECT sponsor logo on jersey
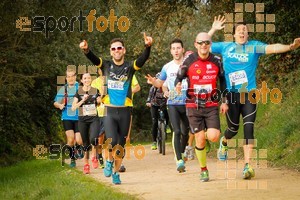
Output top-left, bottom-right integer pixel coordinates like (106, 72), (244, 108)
(110, 72), (128, 81)
(206, 70), (217, 74)
(227, 53), (249, 62)
(196, 69), (201, 74)
(206, 64), (212, 69)
(192, 75), (200, 80)
(203, 75), (217, 79)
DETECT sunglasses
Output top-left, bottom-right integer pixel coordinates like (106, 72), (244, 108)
(196, 40), (211, 45)
(111, 46), (124, 51)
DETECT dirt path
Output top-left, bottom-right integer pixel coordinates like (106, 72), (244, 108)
(76, 144), (300, 200)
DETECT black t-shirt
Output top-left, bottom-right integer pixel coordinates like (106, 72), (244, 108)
(74, 87), (99, 121)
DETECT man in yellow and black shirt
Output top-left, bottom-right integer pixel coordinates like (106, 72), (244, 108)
(79, 33), (152, 184)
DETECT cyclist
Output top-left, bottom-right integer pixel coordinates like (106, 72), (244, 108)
(79, 33), (152, 184)
(146, 38), (189, 173)
(54, 67), (83, 168)
(146, 73), (168, 150)
(210, 18), (300, 179)
(175, 32), (228, 182)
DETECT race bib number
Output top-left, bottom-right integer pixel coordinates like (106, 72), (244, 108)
(82, 104), (97, 116)
(194, 84), (212, 94)
(107, 80), (124, 90)
(229, 70), (248, 86)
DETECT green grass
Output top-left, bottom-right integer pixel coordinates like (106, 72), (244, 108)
(254, 83), (300, 170)
(0, 159), (137, 200)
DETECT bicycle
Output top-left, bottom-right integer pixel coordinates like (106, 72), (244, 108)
(157, 104), (167, 155)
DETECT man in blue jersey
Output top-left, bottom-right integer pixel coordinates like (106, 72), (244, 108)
(54, 68), (83, 167)
(210, 20), (300, 179)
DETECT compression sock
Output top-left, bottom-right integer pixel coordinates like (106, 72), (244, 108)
(195, 146), (206, 169)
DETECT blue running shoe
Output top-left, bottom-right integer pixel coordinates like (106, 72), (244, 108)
(69, 159), (76, 168)
(104, 160), (113, 177)
(112, 172), (121, 184)
(243, 163), (255, 179)
(176, 159), (186, 173)
(217, 136), (228, 161)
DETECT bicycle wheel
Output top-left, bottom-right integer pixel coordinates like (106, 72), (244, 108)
(159, 122), (166, 155)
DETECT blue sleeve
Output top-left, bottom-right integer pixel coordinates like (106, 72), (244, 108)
(211, 42), (224, 54)
(159, 66), (167, 81)
(54, 86), (64, 103)
(253, 40), (267, 55)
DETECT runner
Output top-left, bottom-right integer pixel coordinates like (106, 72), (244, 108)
(91, 72), (140, 172)
(146, 73), (168, 150)
(146, 38), (189, 173)
(79, 33), (153, 184)
(72, 73), (102, 174)
(91, 68), (106, 169)
(210, 19), (300, 179)
(54, 67), (83, 167)
(175, 32), (228, 182)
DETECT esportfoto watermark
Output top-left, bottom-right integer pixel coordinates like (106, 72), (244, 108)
(16, 9), (130, 38)
(224, 3), (275, 41)
(33, 139), (146, 166)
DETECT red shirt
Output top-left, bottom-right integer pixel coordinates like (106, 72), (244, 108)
(177, 52), (225, 108)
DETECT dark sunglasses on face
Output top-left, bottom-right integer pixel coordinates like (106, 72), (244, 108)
(196, 40), (211, 45)
(111, 46), (124, 51)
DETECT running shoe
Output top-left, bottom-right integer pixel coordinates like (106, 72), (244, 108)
(112, 172), (121, 184)
(183, 146), (190, 159)
(200, 170), (209, 182)
(217, 136), (228, 161)
(99, 157), (105, 169)
(176, 159), (186, 173)
(104, 160), (113, 177)
(83, 164), (90, 174)
(151, 142), (157, 150)
(69, 159), (76, 168)
(205, 139), (211, 153)
(91, 156), (98, 169)
(119, 164), (126, 172)
(186, 146), (195, 160)
(243, 163), (255, 179)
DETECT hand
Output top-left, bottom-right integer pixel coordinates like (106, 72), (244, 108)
(175, 82), (182, 94)
(82, 94), (89, 102)
(212, 15), (226, 31)
(144, 32), (153, 47)
(79, 40), (88, 50)
(220, 103), (229, 114)
(163, 91), (170, 98)
(290, 38), (300, 50)
(145, 74), (155, 85)
(59, 103), (65, 110)
(146, 103), (151, 107)
(96, 96), (102, 104)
